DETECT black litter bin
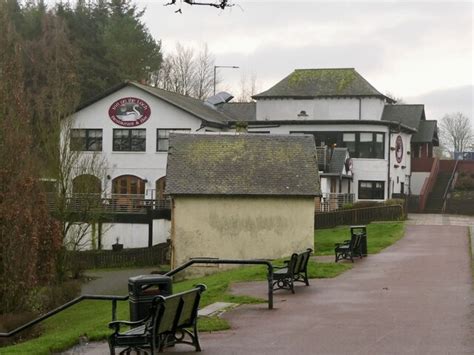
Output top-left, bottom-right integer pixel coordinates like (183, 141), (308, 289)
(350, 225), (367, 257)
(128, 274), (173, 322)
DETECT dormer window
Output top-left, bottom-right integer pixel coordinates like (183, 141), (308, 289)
(297, 110), (308, 118)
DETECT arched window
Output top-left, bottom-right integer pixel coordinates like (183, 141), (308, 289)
(155, 176), (167, 200)
(112, 175), (146, 212)
(72, 174), (101, 195)
(112, 175), (145, 196)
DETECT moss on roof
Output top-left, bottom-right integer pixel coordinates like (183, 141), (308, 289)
(166, 133), (321, 196)
(253, 68), (387, 99)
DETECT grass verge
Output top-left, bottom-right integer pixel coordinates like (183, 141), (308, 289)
(314, 221), (405, 256)
(2, 260), (350, 354)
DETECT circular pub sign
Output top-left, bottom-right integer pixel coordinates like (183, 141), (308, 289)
(395, 135), (404, 163)
(108, 97), (151, 127)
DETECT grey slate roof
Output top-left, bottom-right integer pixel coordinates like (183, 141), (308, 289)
(217, 102), (256, 121)
(75, 81), (231, 126)
(327, 148), (348, 175)
(132, 82), (232, 125)
(166, 133), (321, 196)
(381, 104), (438, 144)
(381, 104), (425, 130)
(253, 68), (391, 101)
(412, 120), (438, 144)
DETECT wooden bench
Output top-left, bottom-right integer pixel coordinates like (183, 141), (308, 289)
(108, 284), (206, 354)
(335, 233), (363, 263)
(272, 248), (312, 294)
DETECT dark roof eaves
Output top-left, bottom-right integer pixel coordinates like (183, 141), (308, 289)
(74, 81), (228, 127)
(252, 94), (389, 100)
(240, 119), (417, 133)
(130, 82), (229, 127)
(168, 192), (322, 197)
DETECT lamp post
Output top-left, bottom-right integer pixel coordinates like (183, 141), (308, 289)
(213, 65), (239, 95)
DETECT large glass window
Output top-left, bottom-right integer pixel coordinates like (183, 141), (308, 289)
(157, 129), (191, 152)
(290, 131), (385, 159)
(342, 133), (356, 156)
(113, 129), (146, 152)
(374, 133), (384, 159)
(358, 133), (373, 158)
(358, 181), (385, 199)
(70, 129), (102, 151)
(342, 132), (384, 159)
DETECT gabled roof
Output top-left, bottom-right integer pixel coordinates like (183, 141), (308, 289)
(166, 133), (321, 197)
(381, 104), (438, 144)
(381, 104), (426, 130)
(253, 68), (392, 101)
(327, 148), (349, 175)
(75, 81), (231, 127)
(217, 102), (256, 121)
(412, 120), (439, 145)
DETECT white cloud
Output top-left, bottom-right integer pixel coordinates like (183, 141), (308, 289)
(137, 1), (474, 114)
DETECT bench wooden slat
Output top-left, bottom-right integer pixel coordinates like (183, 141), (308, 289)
(272, 248), (312, 293)
(335, 233), (363, 263)
(108, 284), (206, 355)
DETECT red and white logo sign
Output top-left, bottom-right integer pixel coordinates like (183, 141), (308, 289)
(109, 97), (151, 127)
(395, 135), (404, 164)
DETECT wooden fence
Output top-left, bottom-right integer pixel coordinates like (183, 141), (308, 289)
(67, 243), (170, 269)
(315, 205), (404, 229)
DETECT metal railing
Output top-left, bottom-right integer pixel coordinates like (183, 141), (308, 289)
(46, 193), (171, 214)
(419, 157), (439, 212)
(441, 159), (460, 213)
(0, 294), (128, 338)
(318, 193), (355, 212)
(166, 258), (274, 309)
(0, 257), (275, 338)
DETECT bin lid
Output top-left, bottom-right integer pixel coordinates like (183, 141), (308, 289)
(128, 274), (171, 284)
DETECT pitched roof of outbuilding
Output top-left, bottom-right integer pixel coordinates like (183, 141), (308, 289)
(253, 68), (392, 101)
(75, 81), (231, 127)
(166, 133), (321, 196)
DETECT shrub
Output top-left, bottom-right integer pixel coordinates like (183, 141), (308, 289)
(30, 280), (82, 314)
(384, 198), (405, 206)
(455, 172), (474, 191)
(352, 201), (380, 208)
(341, 203), (354, 210)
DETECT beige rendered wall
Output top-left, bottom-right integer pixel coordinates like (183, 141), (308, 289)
(171, 196), (315, 274)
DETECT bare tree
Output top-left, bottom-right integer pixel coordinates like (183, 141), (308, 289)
(438, 112), (473, 153)
(57, 118), (110, 252)
(385, 92), (405, 104)
(168, 43), (195, 95)
(156, 42), (217, 99)
(236, 72), (258, 102)
(193, 44), (215, 100)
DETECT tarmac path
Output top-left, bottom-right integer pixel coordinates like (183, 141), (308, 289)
(66, 220), (473, 354)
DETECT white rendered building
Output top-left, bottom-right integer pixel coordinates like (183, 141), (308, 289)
(65, 68), (438, 249)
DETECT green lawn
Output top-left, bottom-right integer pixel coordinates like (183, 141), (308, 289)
(314, 222), (405, 256)
(2, 260), (350, 354)
(3, 222), (405, 353)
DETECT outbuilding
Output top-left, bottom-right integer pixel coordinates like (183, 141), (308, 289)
(165, 133), (321, 272)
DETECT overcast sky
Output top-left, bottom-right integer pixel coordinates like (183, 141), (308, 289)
(138, 0), (473, 123)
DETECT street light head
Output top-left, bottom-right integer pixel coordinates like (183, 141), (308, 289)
(213, 65), (240, 95)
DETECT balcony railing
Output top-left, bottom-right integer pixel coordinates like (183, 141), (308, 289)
(46, 193), (171, 215)
(316, 193), (355, 212)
